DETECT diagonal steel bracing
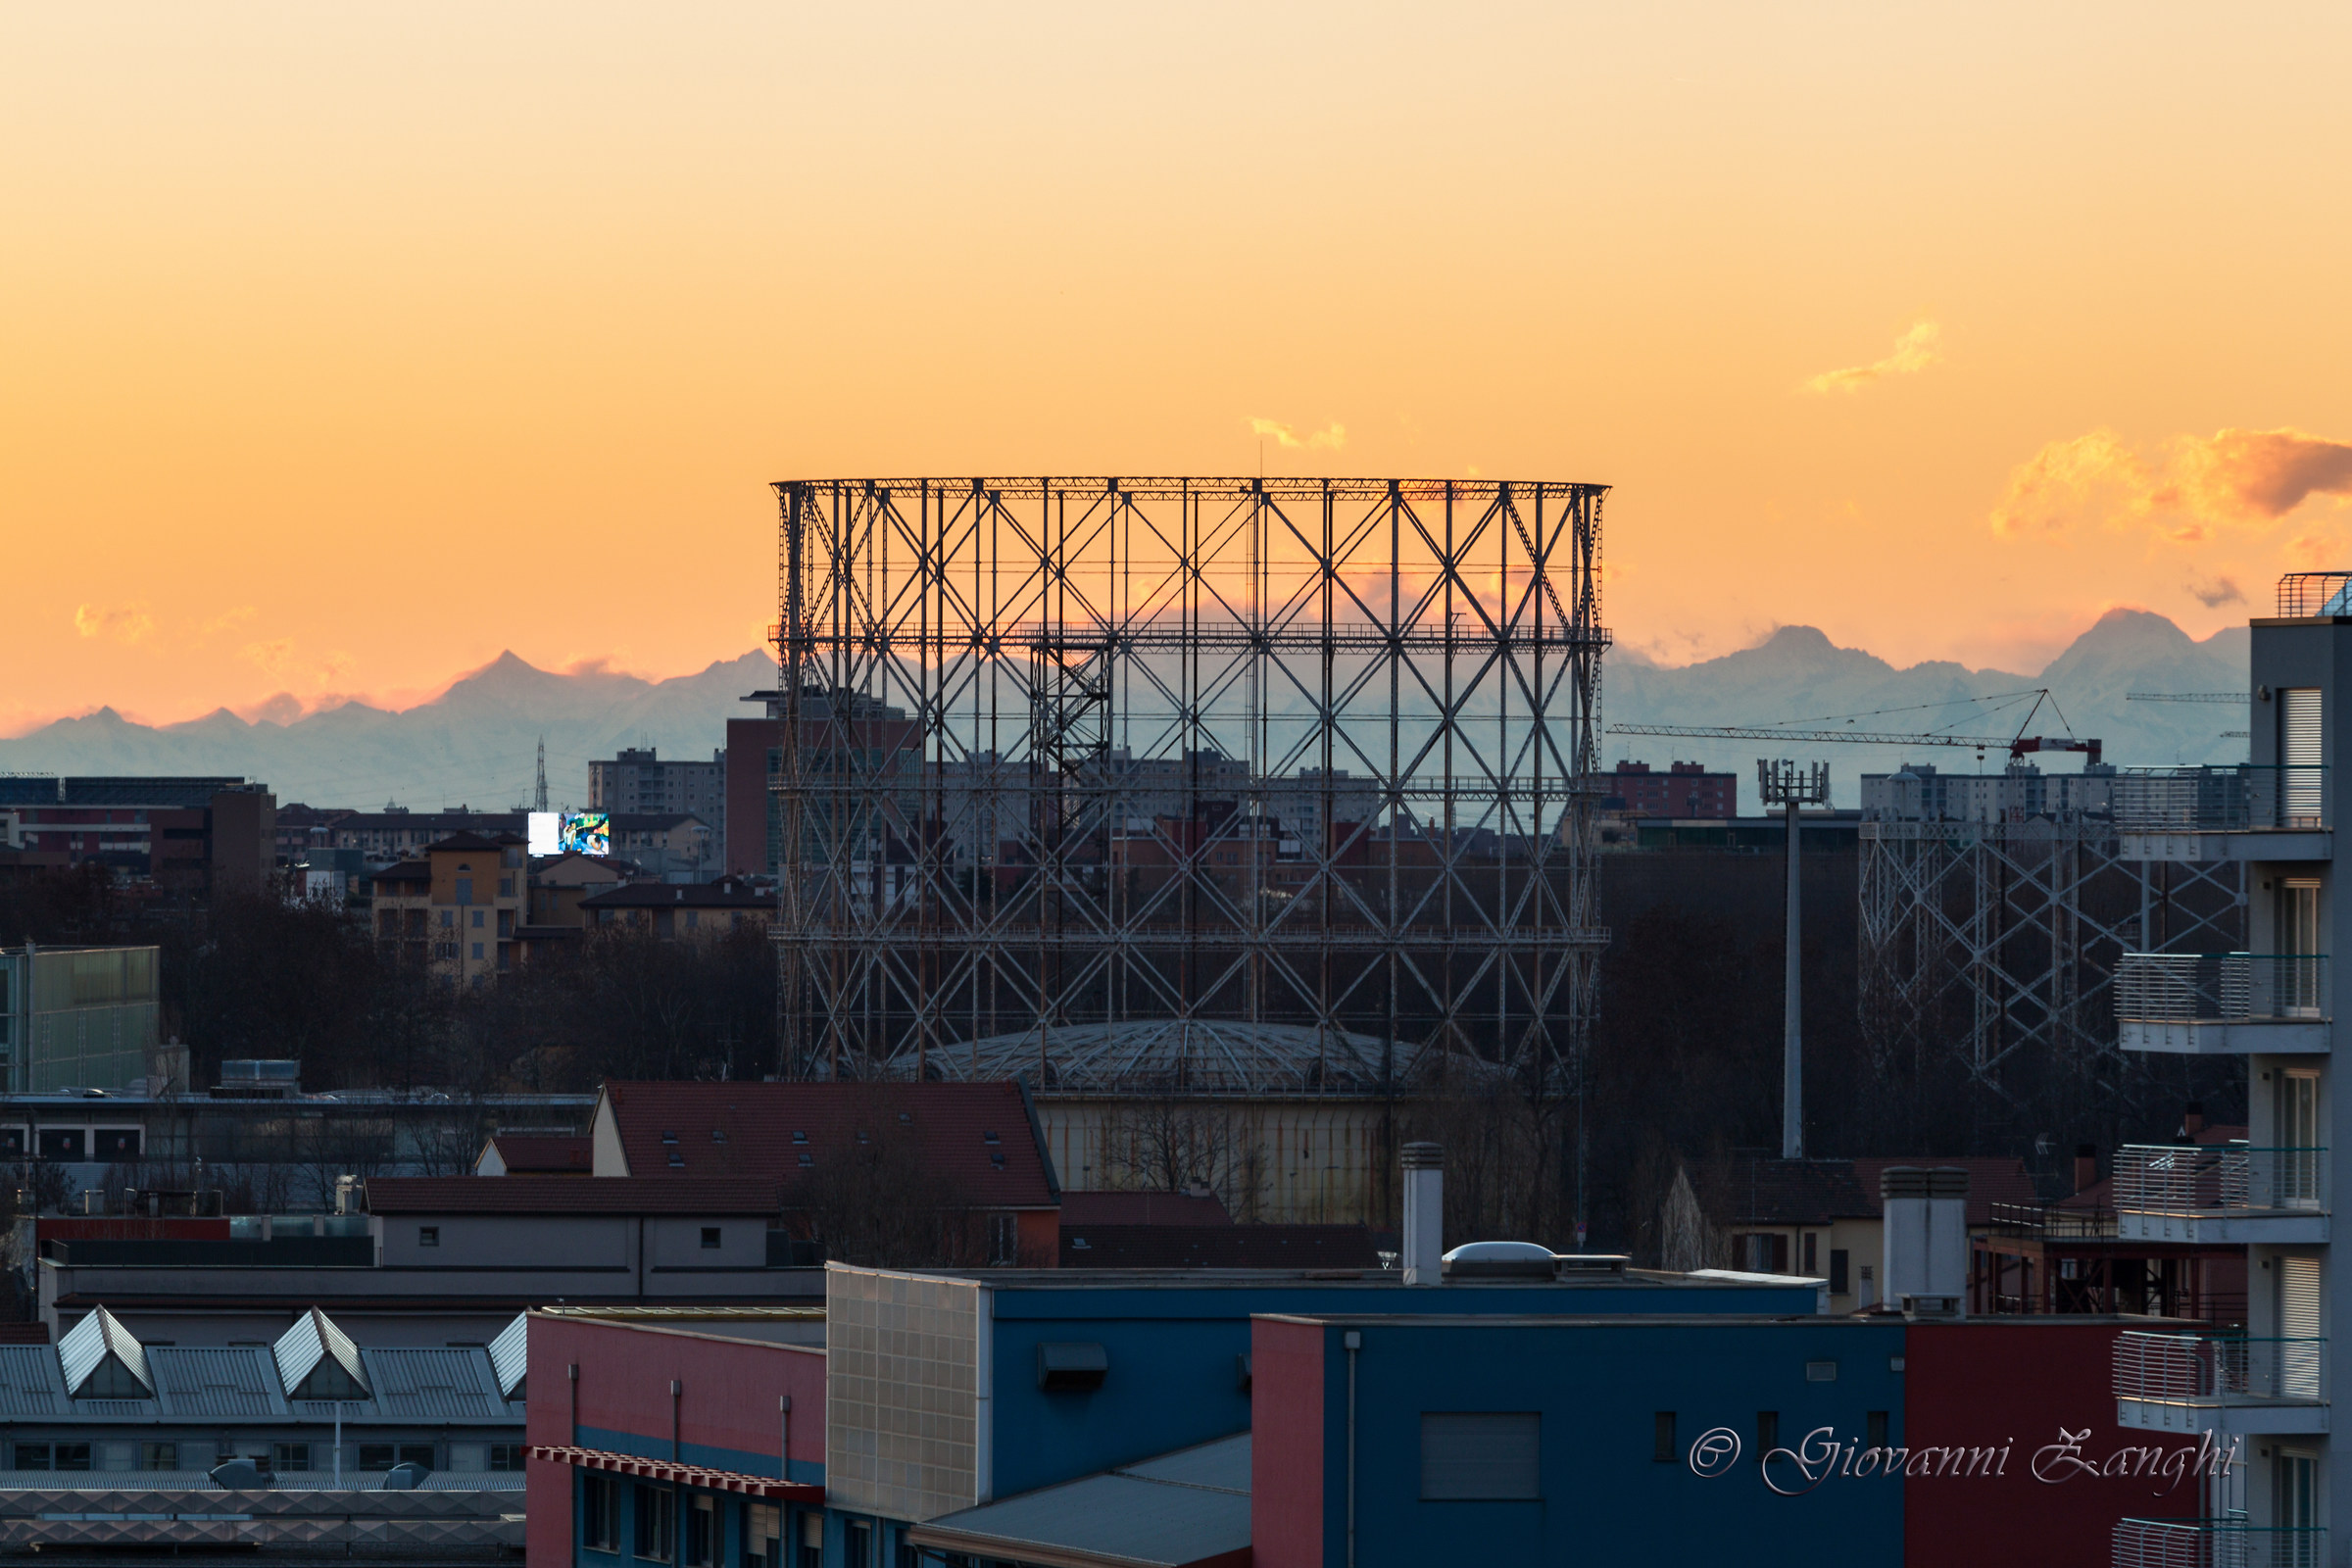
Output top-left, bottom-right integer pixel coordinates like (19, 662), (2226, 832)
(768, 477), (1610, 1103)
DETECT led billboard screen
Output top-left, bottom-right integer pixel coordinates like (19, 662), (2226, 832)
(560, 811), (611, 858)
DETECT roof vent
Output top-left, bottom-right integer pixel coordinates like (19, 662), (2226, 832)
(1037, 1342), (1107, 1393)
(1440, 1242), (1557, 1280)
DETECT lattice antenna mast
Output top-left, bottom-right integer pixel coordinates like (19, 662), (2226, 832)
(533, 737), (549, 814)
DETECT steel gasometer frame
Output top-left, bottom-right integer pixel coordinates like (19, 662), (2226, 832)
(766, 476), (1609, 1112)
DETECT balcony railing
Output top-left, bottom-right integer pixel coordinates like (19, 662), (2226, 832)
(2114, 955), (2328, 1024)
(2111, 765), (2326, 832)
(2116, 1518), (2323, 1568)
(2114, 1144), (2328, 1216)
(1987, 1200), (2118, 1239)
(2278, 571), (2352, 618)
(2114, 1331), (2327, 1404)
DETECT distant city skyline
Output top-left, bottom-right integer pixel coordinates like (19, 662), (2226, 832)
(8, 5), (2348, 736)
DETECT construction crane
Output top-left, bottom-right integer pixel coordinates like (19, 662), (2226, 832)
(1609, 687), (2100, 763)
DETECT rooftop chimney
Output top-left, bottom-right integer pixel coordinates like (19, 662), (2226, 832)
(2180, 1102), (2206, 1139)
(1881, 1165), (1968, 1318)
(1401, 1142), (1444, 1286)
(2073, 1144), (2098, 1197)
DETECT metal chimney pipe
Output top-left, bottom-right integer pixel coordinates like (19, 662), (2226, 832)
(1401, 1142), (1444, 1286)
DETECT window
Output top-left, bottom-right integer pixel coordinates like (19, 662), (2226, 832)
(272, 1443), (311, 1472)
(1801, 1233), (1817, 1276)
(1757, 1411), (1780, 1453)
(488, 1444), (524, 1472)
(988, 1213), (1018, 1266)
(36, 1128), (85, 1160)
(686, 1494), (716, 1567)
(357, 1444), (437, 1471)
(418, 1226), (440, 1248)
(582, 1473), (620, 1552)
(685, 909), (699, 930)
(1830, 1250), (1850, 1296)
(1419, 1413), (1540, 1499)
(456, 876), (474, 905)
(471, 908), (484, 928)
(499, 877), (514, 897)
(1867, 1411), (1888, 1449)
(845, 1520), (872, 1568)
(471, 942), (484, 960)
(797, 1509), (823, 1568)
(1652, 1412), (1676, 1463)
(747, 1503), (782, 1568)
(141, 1442), (178, 1469)
(440, 909), (455, 928)
(702, 1227), (722, 1250)
(15, 1443), (93, 1471)
(634, 1484), (675, 1560)
(92, 1128), (141, 1158)
(1736, 1233), (1788, 1273)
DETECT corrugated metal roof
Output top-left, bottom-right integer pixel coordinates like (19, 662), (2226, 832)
(908, 1434), (1250, 1568)
(153, 1348), (285, 1417)
(486, 1313), (527, 1399)
(0, 1346), (64, 1416)
(57, 1306), (152, 1398)
(365, 1349), (497, 1418)
(273, 1308), (369, 1399)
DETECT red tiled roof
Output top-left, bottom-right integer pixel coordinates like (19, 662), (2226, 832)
(366, 1176), (780, 1215)
(600, 1081), (1057, 1209)
(1057, 1191), (1232, 1227)
(1058, 1224), (1380, 1268)
(487, 1134), (592, 1174)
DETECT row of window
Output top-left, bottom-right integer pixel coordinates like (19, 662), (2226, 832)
(0, 1127), (143, 1160)
(581, 1480), (912, 1568)
(11, 1442), (519, 1472)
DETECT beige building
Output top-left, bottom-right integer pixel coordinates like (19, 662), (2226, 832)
(368, 832), (527, 982)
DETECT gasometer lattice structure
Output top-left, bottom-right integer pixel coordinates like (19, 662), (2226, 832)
(767, 476), (1609, 1097)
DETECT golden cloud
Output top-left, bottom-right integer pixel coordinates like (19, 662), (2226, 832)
(1991, 426), (2352, 538)
(73, 603), (154, 644)
(1801, 319), (1940, 394)
(1249, 416), (1347, 451)
(240, 638), (296, 677)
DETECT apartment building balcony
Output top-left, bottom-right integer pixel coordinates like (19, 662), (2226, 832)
(2113, 1331), (2328, 1436)
(2115, 954), (2329, 1054)
(2115, 764), (2328, 861)
(2115, 1517), (2323, 1568)
(2112, 1144), (2328, 1244)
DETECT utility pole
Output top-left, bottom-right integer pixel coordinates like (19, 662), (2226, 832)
(1757, 760), (1830, 1159)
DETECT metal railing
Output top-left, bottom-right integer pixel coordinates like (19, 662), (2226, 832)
(2111, 765), (2327, 831)
(2114, 1144), (2328, 1216)
(2116, 1518), (2323, 1568)
(1987, 1200), (2118, 1239)
(2114, 1331), (2327, 1403)
(2278, 571), (2352, 618)
(2114, 954), (2328, 1024)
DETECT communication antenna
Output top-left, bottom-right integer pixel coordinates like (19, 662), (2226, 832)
(533, 737), (550, 814)
(1758, 760), (1831, 1160)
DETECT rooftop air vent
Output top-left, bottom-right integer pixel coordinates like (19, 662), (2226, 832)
(1440, 1242), (1558, 1280)
(1037, 1342), (1107, 1393)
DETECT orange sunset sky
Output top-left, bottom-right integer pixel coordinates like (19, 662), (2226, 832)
(7, 4), (2350, 734)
